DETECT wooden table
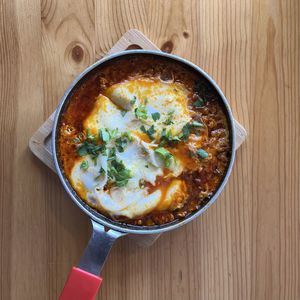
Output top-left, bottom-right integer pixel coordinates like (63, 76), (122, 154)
(1, 0), (299, 299)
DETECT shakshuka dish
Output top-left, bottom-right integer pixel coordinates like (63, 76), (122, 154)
(58, 54), (232, 226)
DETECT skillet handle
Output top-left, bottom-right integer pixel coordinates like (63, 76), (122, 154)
(59, 220), (126, 300)
(59, 267), (102, 300)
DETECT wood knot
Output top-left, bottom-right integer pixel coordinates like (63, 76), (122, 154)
(183, 31), (189, 39)
(71, 45), (84, 63)
(160, 40), (174, 53)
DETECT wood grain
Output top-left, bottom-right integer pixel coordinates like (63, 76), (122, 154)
(1, 0), (299, 299)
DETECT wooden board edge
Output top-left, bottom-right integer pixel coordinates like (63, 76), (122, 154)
(234, 119), (247, 149)
(107, 29), (160, 54)
(29, 113), (56, 172)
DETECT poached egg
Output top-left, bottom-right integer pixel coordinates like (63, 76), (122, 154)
(70, 78), (193, 218)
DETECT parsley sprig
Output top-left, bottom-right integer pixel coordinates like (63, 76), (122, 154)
(163, 110), (175, 125)
(134, 104), (148, 120)
(77, 140), (106, 157)
(155, 147), (174, 168)
(80, 160), (89, 171)
(179, 120), (204, 142)
(107, 159), (132, 187)
(159, 128), (180, 146)
(140, 125), (156, 140)
(151, 112), (160, 121)
(115, 131), (133, 152)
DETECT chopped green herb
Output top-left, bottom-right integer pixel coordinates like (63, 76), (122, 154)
(159, 128), (180, 146)
(193, 97), (205, 108)
(151, 112), (161, 121)
(145, 164), (149, 168)
(77, 141), (105, 157)
(191, 120), (203, 127)
(108, 159), (132, 187)
(147, 125), (155, 139)
(140, 125), (147, 134)
(120, 110), (127, 117)
(86, 128), (96, 141)
(115, 131), (133, 152)
(180, 123), (191, 142)
(135, 104), (148, 120)
(196, 148), (209, 159)
(130, 96), (137, 105)
(179, 121), (203, 142)
(163, 110), (175, 125)
(155, 147), (174, 168)
(115, 137), (127, 152)
(161, 128), (167, 138)
(109, 128), (119, 139)
(140, 125), (155, 140)
(99, 128), (110, 143)
(108, 148), (116, 160)
(121, 131), (133, 142)
(80, 160), (89, 171)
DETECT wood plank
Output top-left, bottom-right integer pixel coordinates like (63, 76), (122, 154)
(0, 0), (19, 298)
(40, 0), (95, 298)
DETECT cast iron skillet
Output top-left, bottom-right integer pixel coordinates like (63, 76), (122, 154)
(52, 50), (236, 300)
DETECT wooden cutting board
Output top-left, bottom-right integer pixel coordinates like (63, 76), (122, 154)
(29, 29), (247, 247)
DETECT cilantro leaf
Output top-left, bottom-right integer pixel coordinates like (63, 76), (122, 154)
(180, 123), (191, 142)
(191, 120), (203, 127)
(140, 125), (147, 134)
(80, 160), (89, 171)
(108, 148), (116, 161)
(159, 128), (180, 146)
(155, 147), (174, 168)
(163, 110), (175, 125)
(86, 128), (96, 141)
(121, 131), (133, 142)
(151, 112), (160, 121)
(135, 104), (148, 120)
(193, 97), (205, 108)
(107, 159), (132, 187)
(115, 131), (133, 152)
(140, 125), (155, 140)
(115, 138), (127, 152)
(109, 128), (119, 139)
(77, 141), (104, 157)
(196, 148), (209, 159)
(99, 128), (110, 143)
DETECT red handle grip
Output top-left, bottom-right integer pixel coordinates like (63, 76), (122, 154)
(59, 267), (102, 300)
